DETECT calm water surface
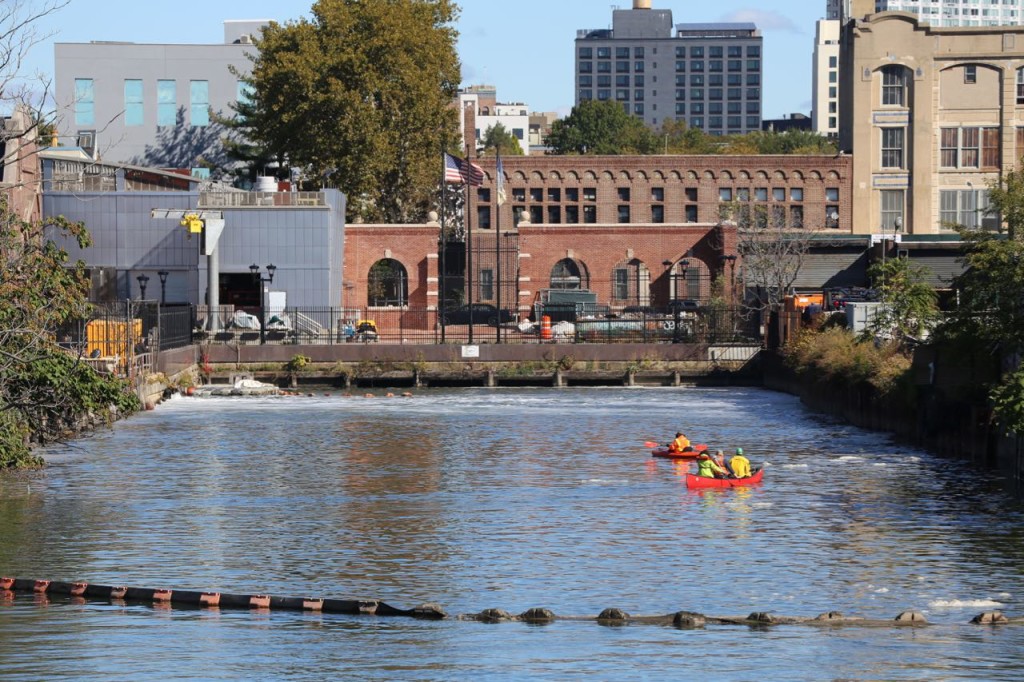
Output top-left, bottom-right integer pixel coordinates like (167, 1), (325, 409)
(1, 386), (1022, 680)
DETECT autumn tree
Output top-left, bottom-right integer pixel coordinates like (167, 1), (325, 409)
(866, 255), (939, 344)
(546, 100), (659, 155)
(229, 0), (462, 223)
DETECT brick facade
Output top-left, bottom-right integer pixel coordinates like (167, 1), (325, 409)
(343, 153), (852, 326)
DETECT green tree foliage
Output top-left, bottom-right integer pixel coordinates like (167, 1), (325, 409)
(231, 0), (462, 223)
(659, 119), (717, 154)
(866, 255), (939, 343)
(480, 122), (523, 155)
(940, 166), (1024, 432)
(547, 100), (659, 154)
(0, 197), (139, 468)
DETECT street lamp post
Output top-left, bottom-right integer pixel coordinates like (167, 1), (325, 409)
(136, 273), (149, 301)
(249, 263), (276, 345)
(157, 271), (168, 304)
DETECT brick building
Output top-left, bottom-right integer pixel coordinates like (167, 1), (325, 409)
(343, 153), (853, 324)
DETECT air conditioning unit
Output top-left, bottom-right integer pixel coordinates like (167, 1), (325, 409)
(77, 130), (95, 152)
(239, 34), (252, 44)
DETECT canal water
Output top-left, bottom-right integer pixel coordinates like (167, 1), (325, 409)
(1, 387), (1022, 680)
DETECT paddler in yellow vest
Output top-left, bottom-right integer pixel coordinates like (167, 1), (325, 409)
(730, 448), (752, 478)
(668, 432), (693, 454)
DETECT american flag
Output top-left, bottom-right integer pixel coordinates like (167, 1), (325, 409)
(444, 152), (484, 186)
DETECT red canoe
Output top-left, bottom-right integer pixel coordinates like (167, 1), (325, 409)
(685, 468), (764, 488)
(651, 444), (707, 459)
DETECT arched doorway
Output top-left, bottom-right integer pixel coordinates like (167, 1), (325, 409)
(550, 258), (589, 290)
(367, 258), (408, 306)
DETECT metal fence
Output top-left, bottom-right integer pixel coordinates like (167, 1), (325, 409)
(191, 305), (762, 346)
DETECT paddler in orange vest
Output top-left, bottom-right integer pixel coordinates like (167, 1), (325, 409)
(668, 432), (693, 454)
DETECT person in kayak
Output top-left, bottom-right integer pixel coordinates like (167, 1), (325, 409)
(668, 432), (693, 453)
(729, 448), (752, 478)
(695, 452), (729, 478)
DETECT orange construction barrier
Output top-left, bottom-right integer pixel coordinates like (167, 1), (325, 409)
(540, 315), (552, 340)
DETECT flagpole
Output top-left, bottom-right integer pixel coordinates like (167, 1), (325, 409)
(439, 145), (446, 343)
(466, 147), (474, 345)
(495, 146), (502, 344)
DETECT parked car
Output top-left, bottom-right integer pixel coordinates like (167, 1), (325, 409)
(439, 304), (516, 327)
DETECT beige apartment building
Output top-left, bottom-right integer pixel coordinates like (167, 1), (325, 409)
(840, 12), (1024, 236)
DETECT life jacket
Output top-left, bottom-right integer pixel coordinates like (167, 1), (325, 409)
(669, 435), (690, 453)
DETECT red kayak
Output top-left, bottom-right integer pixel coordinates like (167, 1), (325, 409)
(685, 468), (764, 488)
(651, 444), (707, 459)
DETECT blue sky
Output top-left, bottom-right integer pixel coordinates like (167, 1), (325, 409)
(18, 0), (827, 119)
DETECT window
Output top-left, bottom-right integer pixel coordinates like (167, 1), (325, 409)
(1017, 67), (1024, 105)
(583, 205), (597, 223)
(618, 187), (631, 201)
(616, 47), (630, 58)
(941, 127), (999, 168)
(579, 47), (592, 59)
(754, 187), (768, 201)
(829, 56), (837, 68)
(719, 188), (733, 201)
(728, 45), (742, 58)
(368, 259), (408, 307)
(691, 47), (704, 58)
(965, 64), (977, 84)
(547, 206), (561, 224)
(881, 128), (905, 168)
(790, 205), (804, 229)
(652, 205), (664, 223)
(480, 269), (494, 300)
(709, 60), (723, 72)
(530, 206), (543, 224)
(685, 205), (698, 222)
(634, 46), (645, 58)
(791, 188), (804, 201)
(565, 205), (579, 223)
(157, 80), (176, 126)
(190, 80), (210, 126)
(237, 80), (254, 106)
(618, 205), (631, 223)
(583, 187), (597, 201)
(478, 205), (491, 229)
(691, 74), (704, 87)
(74, 78), (95, 126)
(746, 59), (760, 71)
(124, 79), (143, 126)
(737, 187), (750, 202)
(512, 128), (524, 140)
(691, 60), (704, 72)
(881, 65), (908, 106)
(512, 188), (526, 202)
(676, 46), (686, 58)
(772, 187), (785, 201)
(613, 267), (630, 300)
(710, 46), (723, 58)
(530, 188), (543, 202)
(566, 188), (579, 202)
(478, 188), (490, 202)
(597, 47), (611, 58)
(747, 45), (760, 57)
(826, 187), (840, 202)
(547, 188), (561, 202)
(616, 61), (630, 73)
(651, 187), (664, 202)
(880, 190), (904, 231)
(579, 62), (593, 74)
(616, 89), (629, 101)
(940, 189), (992, 229)
(826, 206), (840, 229)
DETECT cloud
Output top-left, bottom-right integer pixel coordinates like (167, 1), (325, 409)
(721, 9), (801, 33)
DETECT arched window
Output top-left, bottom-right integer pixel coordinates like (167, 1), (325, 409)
(611, 259), (650, 305)
(550, 258), (588, 290)
(367, 258), (408, 307)
(666, 258), (711, 301)
(880, 65), (909, 107)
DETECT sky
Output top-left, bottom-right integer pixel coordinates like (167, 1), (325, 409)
(15, 0), (828, 120)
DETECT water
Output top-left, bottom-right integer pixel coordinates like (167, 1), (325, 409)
(1, 387), (1022, 680)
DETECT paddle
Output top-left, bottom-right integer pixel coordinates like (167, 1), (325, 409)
(643, 441), (707, 452)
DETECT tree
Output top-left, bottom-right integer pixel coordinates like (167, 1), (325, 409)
(480, 122), (523, 155)
(231, 0), (462, 223)
(546, 100), (659, 155)
(866, 255), (939, 344)
(659, 119), (716, 154)
(0, 196), (140, 468)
